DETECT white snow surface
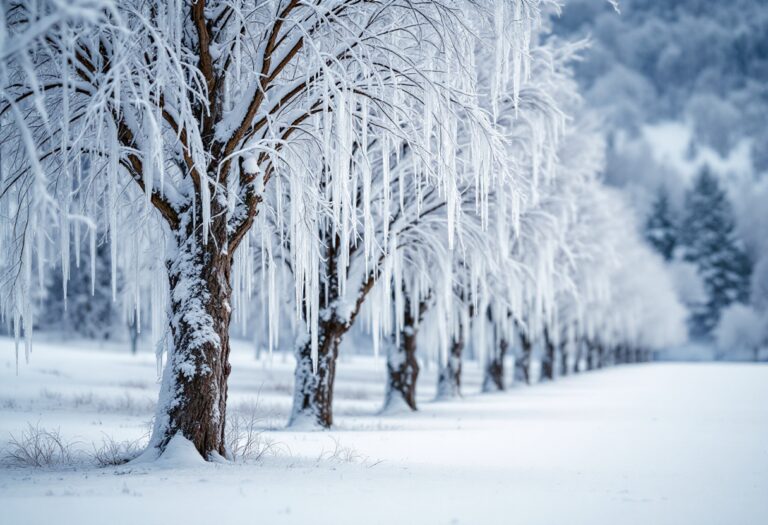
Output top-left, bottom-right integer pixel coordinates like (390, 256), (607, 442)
(1, 337), (767, 524)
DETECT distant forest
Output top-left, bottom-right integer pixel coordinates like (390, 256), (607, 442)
(553, 0), (768, 171)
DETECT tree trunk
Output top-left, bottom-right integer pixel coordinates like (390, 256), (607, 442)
(383, 300), (426, 412)
(542, 329), (557, 381)
(611, 345), (619, 366)
(589, 342), (602, 370)
(517, 330), (532, 384)
(561, 342), (573, 376)
(436, 337), (463, 399)
(289, 317), (344, 428)
(287, 233), (374, 428)
(594, 343), (605, 368)
(384, 326), (420, 411)
(148, 222), (233, 459)
(620, 344), (631, 364)
(576, 340), (588, 372)
(128, 317), (139, 355)
(483, 338), (507, 392)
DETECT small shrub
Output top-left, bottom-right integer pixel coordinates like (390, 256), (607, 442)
(90, 434), (144, 467)
(316, 437), (382, 468)
(317, 437), (362, 464)
(225, 408), (283, 462)
(2, 423), (75, 467)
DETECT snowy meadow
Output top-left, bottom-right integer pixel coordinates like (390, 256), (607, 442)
(1, 0), (767, 524)
(1, 338), (767, 525)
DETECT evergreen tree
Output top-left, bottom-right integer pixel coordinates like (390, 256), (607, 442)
(645, 186), (678, 261)
(680, 166), (752, 337)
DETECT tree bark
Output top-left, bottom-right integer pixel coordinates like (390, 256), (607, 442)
(383, 299), (427, 411)
(588, 341), (602, 370)
(148, 215), (233, 459)
(542, 329), (557, 381)
(559, 342), (575, 376)
(128, 317), (139, 355)
(483, 338), (508, 392)
(619, 344), (630, 364)
(436, 337), (463, 399)
(594, 343), (605, 368)
(575, 340), (587, 373)
(517, 330), (532, 384)
(288, 235), (376, 428)
(290, 316), (344, 428)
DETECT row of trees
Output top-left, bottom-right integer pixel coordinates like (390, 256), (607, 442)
(0, 0), (685, 460)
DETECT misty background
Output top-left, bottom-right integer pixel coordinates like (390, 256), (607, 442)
(552, 0), (768, 360)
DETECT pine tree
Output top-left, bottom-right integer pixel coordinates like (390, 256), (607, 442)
(644, 186), (677, 261)
(680, 166), (752, 336)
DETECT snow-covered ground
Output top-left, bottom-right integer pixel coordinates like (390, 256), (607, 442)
(1, 338), (766, 525)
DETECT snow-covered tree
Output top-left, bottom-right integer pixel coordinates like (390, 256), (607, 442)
(0, 0), (545, 457)
(680, 167), (752, 337)
(478, 82), (686, 388)
(250, 127), (503, 424)
(1, 0), (691, 460)
(385, 28), (587, 402)
(645, 186), (677, 261)
(383, 294), (430, 411)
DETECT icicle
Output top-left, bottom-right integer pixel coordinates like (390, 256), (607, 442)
(60, 198), (70, 309)
(90, 226), (96, 295)
(492, 0), (506, 120)
(108, 129), (119, 302)
(382, 134), (391, 251)
(22, 232), (33, 364)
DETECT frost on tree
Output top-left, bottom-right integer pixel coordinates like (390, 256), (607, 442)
(0, 0), (548, 456)
(680, 167), (752, 338)
(466, 39), (687, 388)
(246, 1), (683, 421)
(237, 1), (545, 426)
(644, 186), (678, 262)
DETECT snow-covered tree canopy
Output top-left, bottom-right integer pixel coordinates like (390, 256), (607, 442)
(238, 8), (687, 420)
(1, 0), (688, 459)
(0, 0), (541, 346)
(0, 0), (563, 455)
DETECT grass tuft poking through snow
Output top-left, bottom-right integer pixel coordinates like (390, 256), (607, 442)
(90, 434), (145, 467)
(316, 436), (383, 468)
(2, 424), (148, 469)
(225, 407), (283, 463)
(2, 423), (75, 468)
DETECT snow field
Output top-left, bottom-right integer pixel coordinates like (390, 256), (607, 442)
(1, 338), (766, 524)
